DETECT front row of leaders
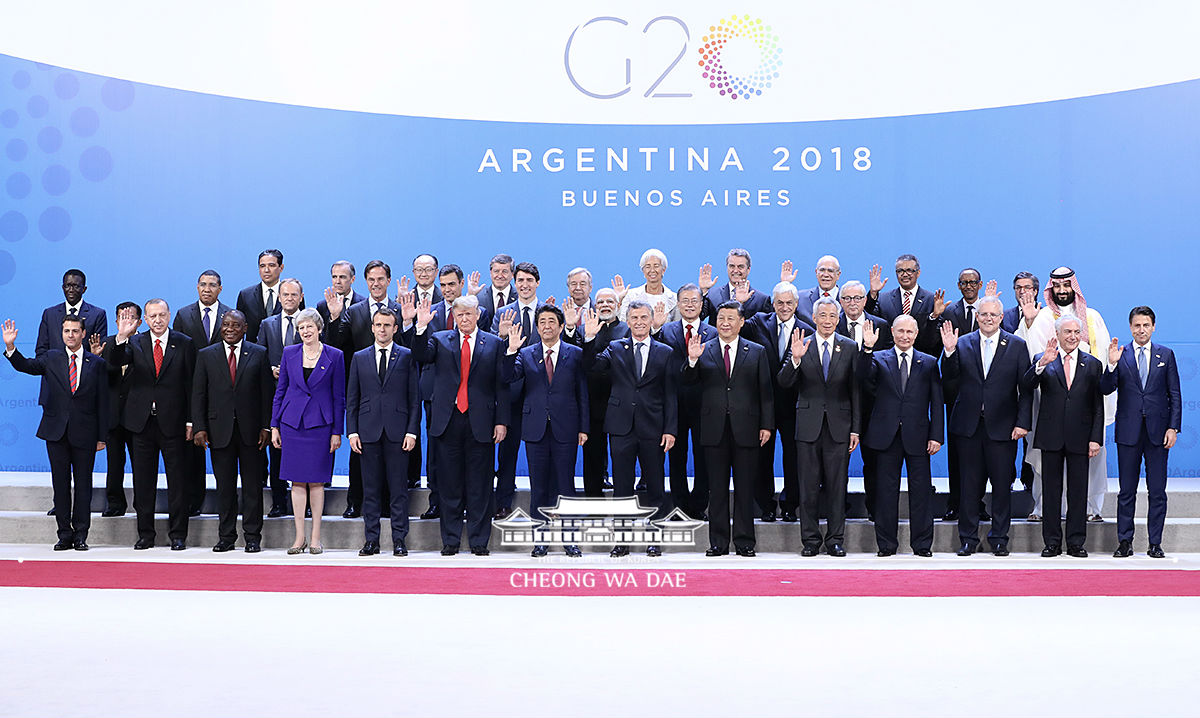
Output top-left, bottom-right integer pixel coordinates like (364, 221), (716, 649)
(2, 287), (1179, 559)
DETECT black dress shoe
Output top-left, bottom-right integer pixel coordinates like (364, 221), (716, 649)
(53, 539), (73, 551)
(244, 542), (261, 553)
(760, 510), (776, 523)
(914, 548), (933, 557)
(705, 547), (728, 557)
(393, 543), (408, 556)
(646, 545), (662, 557)
(531, 545), (549, 558)
(304, 507), (312, 518)
(736, 547), (757, 557)
(1148, 544), (1166, 559)
(978, 509), (992, 522)
(73, 540), (89, 551)
(212, 540), (236, 553)
(635, 481), (648, 492)
(942, 509), (958, 522)
(494, 507), (512, 520)
(101, 508), (125, 517)
(1113, 540), (1133, 558)
(602, 480), (613, 490)
(342, 506), (360, 519)
(956, 542), (975, 556)
(359, 541), (380, 556)
(565, 545), (582, 557)
(1041, 545), (1062, 557)
(801, 545), (819, 557)
(440, 545), (459, 556)
(992, 545), (1010, 557)
(47, 507), (56, 516)
(470, 546), (490, 556)
(267, 505), (286, 518)
(134, 538), (154, 550)
(407, 478), (421, 490)
(1066, 545), (1088, 558)
(189, 509), (201, 518)
(876, 548), (896, 557)
(170, 539), (186, 551)
(827, 544), (846, 557)
(420, 505), (440, 520)
(781, 511), (797, 522)
(610, 546), (630, 557)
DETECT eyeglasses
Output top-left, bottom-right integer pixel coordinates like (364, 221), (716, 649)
(895, 268), (918, 275)
(977, 312), (1001, 319)
(959, 279), (981, 286)
(841, 295), (866, 302)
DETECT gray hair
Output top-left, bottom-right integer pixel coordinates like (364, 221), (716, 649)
(726, 248), (752, 267)
(639, 248), (668, 271)
(978, 296), (1003, 313)
(1054, 315), (1081, 333)
(893, 314), (918, 331)
(280, 277), (303, 293)
(567, 267), (593, 283)
(295, 307), (323, 332)
(451, 294), (480, 312)
(815, 255), (840, 271)
(841, 280), (866, 295)
(771, 281), (799, 302)
(595, 288), (618, 302)
(812, 296), (839, 314)
(895, 253), (920, 271)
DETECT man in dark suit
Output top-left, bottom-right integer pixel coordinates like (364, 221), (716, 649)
(785, 255), (842, 323)
(1103, 306), (1181, 559)
(191, 310), (273, 553)
(474, 253), (514, 321)
(778, 297), (860, 556)
(36, 268), (107, 356)
(236, 249), (298, 345)
(936, 268), (986, 524)
(683, 300), (774, 557)
(173, 269), (231, 517)
(329, 260), (401, 519)
(941, 297), (1033, 556)
(316, 260), (365, 329)
(112, 299), (196, 550)
(698, 249), (771, 321)
(347, 307), (420, 557)
(411, 253), (443, 308)
(255, 278), (305, 517)
(1001, 272), (1040, 491)
(865, 253), (943, 357)
(1022, 316), (1105, 557)
(412, 294), (508, 556)
(490, 261), (543, 518)
(837, 281), (890, 520)
(584, 300), (677, 557)
(98, 301), (140, 517)
(739, 282), (814, 523)
(651, 283), (712, 518)
(503, 304), (589, 557)
(858, 315), (944, 556)
(4, 316), (107, 550)
(565, 288), (627, 497)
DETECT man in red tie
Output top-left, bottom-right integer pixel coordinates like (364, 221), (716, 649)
(411, 294), (509, 556)
(865, 253), (945, 357)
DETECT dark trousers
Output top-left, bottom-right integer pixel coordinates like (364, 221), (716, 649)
(47, 438), (95, 542)
(527, 424), (578, 525)
(437, 410), (495, 548)
(266, 445), (289, 510)
(873, 434), (933, 553)
(361, 436), (411, 544)
(704, 418), (758, 552)
(210, 424), (265, 544)
(493, 408), (522, 509)
(947, 431), (986, 517)
(104, 425), (133, 512)
(186, 443), (207, 514)
(668, 414), (707, 518)
(797, 419), (849, 548)
(423, 402), (439, 507)
(582, 427), (610, 497)
(861, 446), (879, 517)
(760, 410), (798, 515)
(610, 432), (667, 519)
(1117, 421), (1169, 544)
(956, 427), (1017, 548)
(1041, 448), (1089, 548)
(130, 416), (188, 542)
(347, 451), (362, 508)
(408, 425), (424, 489)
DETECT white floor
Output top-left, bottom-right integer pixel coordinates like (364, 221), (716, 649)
(1, 547), (1198, 717)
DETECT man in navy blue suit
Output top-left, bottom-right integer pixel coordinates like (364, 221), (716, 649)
(836, 280), (891, 520)
(865, 254), (944, 357)
(1102, 306), (1181, 559)
(412, 294), (509, 556)
(785, 255), (842, 324)
(684, 301), (774, 557)
(316, 260), (365, 330)
(503, 304), (589, 557)
(36, 268), (107, 356)
(1001, 271), (1040, 335)
(858, 315), (943, 556)
(347, 308), (420, 557)
(5, 316), (108, 550)
(584, 300), (677, 557)
(1022, 316), (1105, 558)
(698, 249), (771, 321)
(941, 297), (1033, 556)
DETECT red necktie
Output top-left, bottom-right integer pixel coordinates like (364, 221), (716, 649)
(545, 348), (555, 383)
(68, 354), (77, 393)
(902, 291), (913, 315)
(456, 335), (471, 412)
(1063, 353), (1073, 389)
(228, 345), (237, 384)
(153, 339), (163, 377)
(723, 343), (731, 378)
(685, 323), (693, 346)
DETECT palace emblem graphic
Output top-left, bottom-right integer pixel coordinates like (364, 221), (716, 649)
(493, 496), (703, 547)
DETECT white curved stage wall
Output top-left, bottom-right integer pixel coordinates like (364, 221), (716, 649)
(1, 1), (1198, 474)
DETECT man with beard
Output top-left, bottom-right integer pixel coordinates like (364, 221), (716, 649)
(564, 288), (626, 496)
(1016, 267), (1115, 524)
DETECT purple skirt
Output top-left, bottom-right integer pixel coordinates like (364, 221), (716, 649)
(279, 424), (335, 484)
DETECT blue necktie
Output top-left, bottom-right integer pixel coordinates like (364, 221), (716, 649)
(285, 315), (296, 345)
(202, 307), (211, 339)
(821, 341), (831, 379)
(634, 342), (644, 378)
(1138, 346), (1148, 389)
(899, 352), (909, 393)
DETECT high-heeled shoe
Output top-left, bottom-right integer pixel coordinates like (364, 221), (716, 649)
(286, 542), (308, 555)
(308, 544), (323, 555)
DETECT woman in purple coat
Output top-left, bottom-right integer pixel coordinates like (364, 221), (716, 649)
(271, 308), (345, 554)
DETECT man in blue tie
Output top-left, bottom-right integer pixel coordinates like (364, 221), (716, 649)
(1102, 306), (1181, 558)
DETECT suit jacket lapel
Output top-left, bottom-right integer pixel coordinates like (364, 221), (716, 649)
(383, 344), (399, 387)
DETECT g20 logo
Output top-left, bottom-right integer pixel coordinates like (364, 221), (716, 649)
(564, 14), (782, 101)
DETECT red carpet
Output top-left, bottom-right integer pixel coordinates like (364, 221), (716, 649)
(2, 560), (1198, 596)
